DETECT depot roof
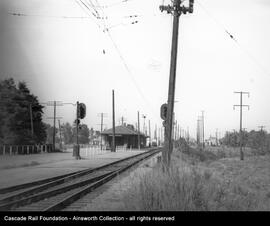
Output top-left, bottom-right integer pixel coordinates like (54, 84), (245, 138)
(101, 125), (146, 136)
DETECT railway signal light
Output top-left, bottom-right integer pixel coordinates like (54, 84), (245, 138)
(160, 103), (168, 120)
(77, 103), (86, 119)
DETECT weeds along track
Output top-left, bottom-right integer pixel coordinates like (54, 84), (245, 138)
(0, 148), (161, 211)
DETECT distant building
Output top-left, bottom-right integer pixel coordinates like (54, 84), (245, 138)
(101, 124), (147, 149)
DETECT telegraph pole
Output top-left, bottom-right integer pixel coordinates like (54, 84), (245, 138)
(98, 113), (107, 150)
(187, 126), (189, 144)
(58, 120), (62, 150)
(216, 128), (218, 146)
(120, 116), (125, 125)
(76, 101), (79, 150)
(177, 124), (180, 140)
(201, 111), (205, 149)
(174, 120), (177, 141)
(197, 118), (200, 147)
(142, 115), (146, 135)
(112, 90), (116, 152)
(98, 113), (108, 150)
(160, 0), (194, 166)
(101, 113), (104, 149)
(53, 101), (56, 152)
(158, 127), (161, 146)
(234, 91), (250, 160)
(155, 124), (157, 143)
(137, 111), (141, 150)
(148, 120), (151, 147)
(42, 101), (74, 151)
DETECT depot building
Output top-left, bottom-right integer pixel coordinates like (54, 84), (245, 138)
(101, 124), (147, 149)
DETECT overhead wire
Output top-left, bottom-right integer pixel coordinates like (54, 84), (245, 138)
(86, 0), (162, 122)
(8, 12), (93, 19)
(197, 0), (270, 78)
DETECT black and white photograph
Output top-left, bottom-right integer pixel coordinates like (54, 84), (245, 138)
(0, 0), (270, 220)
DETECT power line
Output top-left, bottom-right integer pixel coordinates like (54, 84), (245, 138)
(197, 0), (270, 78)
(79, 1), (161, 122)
(8, 12), (93, 19)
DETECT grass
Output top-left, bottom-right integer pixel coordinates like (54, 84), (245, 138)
(121, 148), (270, 211)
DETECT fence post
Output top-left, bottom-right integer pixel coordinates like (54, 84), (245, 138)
(9, 146), (12, 155)
(27, 146), (29, 154)
(3, 145), (6, 155)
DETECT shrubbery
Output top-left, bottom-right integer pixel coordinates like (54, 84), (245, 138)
(122, 159), (269, 211)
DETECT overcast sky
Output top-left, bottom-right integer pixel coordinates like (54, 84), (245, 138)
(1, 0), (270, 139)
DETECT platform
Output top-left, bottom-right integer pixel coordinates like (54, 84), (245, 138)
(0, 148), (145, 189)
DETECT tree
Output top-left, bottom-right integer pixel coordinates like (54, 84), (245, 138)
(44, 123), (59, 144)
(72, 123), (90, 144)
(0, 78), (47, 144)
(62, 122), (73, 144)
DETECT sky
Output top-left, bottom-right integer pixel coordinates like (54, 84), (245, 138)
(0, 0), (270, 140)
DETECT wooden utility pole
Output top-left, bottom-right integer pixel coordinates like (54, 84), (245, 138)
(158, 127), (161, 146)
(174, 119), (177, 141)
(234, 91), (250, 160)
(197, 118), (200, 146)
(137, 111), (140, 150)
(155, 124), (157, 143)
(177, 124), (180, 140)
(76, 101), (79, 156)
(112, 90), (116, 152)
(216, 128), (218, 146)
(187, 126), (189, 144)
(100, 113), (104, 150)
(58, 120), (62, 150)
(201, 111), (205, 149)
(160, 0), (194, 166)
(97, 113), (107, 150)
(142, 115), (146, 135)
(121, 116), (125, 125)
(53, 101), (56, 152)
(29, 104), (34, 139)
(148, 120), (151, 147)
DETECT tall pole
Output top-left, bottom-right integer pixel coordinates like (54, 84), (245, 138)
(58, 120), (62, 150)
(155, 124), (157, 143)
(174, 119), (177, 141)
(76, 101), (79, 149)
(101, 113), (103, 150)
(29, 104), (34, 139)
(201, 111), (205, 149)
(160, 0), (194, 166)
(148, 120), (151, 147)
(158, 127), (161, 146)
(163, 0), (180, 166)
(177, 124), (180, 140)
(234, 91), (250, 160)
(112, 90), (116, 152)
(53, 101), (56, 152)
(137, 111), (140, 150)
(197, 118), (200, 146)
(142, 115), (146, 135)
(216, 128), (218, 146)
(187, 126), (189, 144)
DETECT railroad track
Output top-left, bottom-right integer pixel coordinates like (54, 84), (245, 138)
(0, 148), (161, 211)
